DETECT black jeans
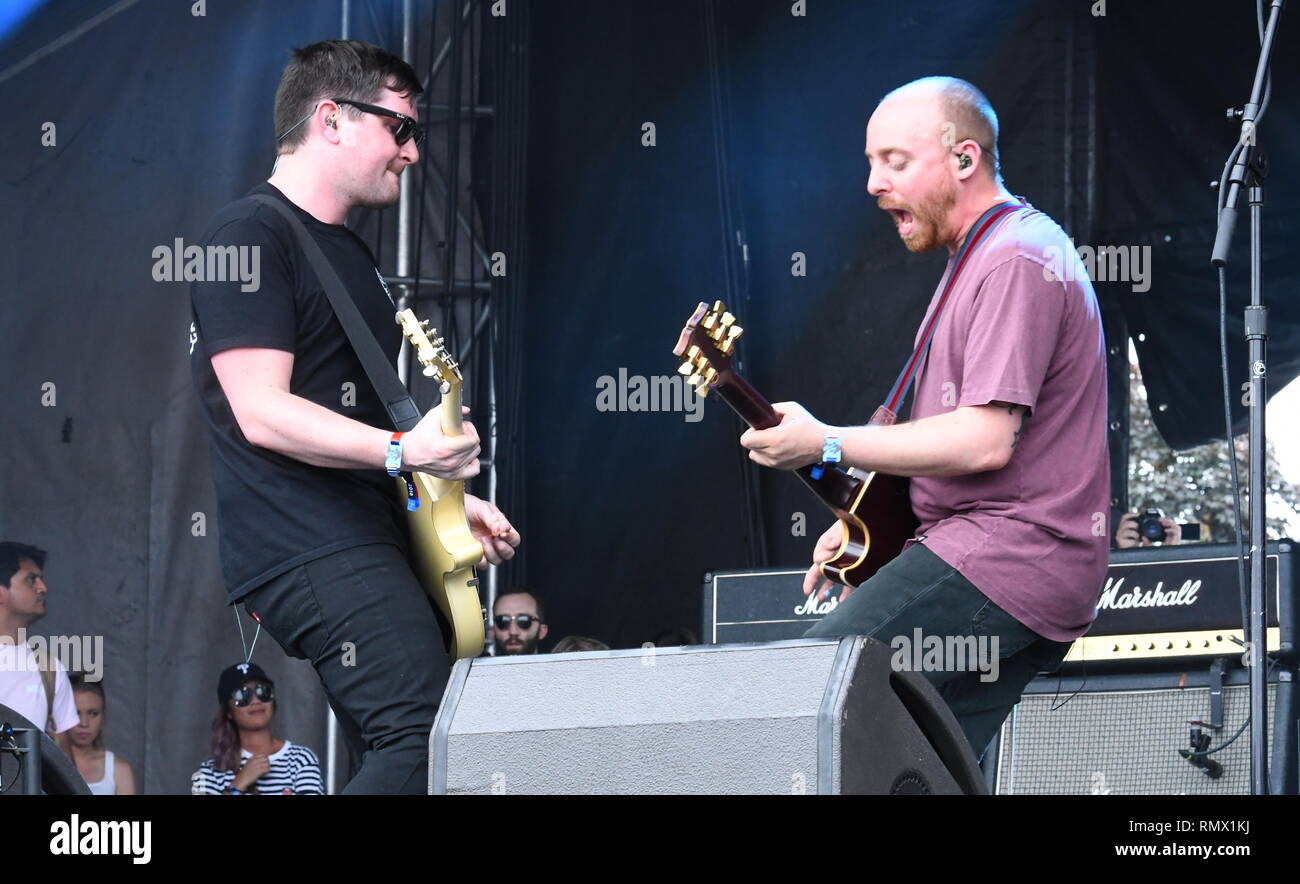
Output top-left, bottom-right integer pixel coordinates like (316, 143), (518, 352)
(804, 542), (1072, 761)
(242, 543), (450, 795)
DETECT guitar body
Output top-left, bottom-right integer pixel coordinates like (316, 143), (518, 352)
(401, 471), (485, 661)
(819, 470), (919, 587)
(675, 300), (920, 588)
(394, 309), (485, 661)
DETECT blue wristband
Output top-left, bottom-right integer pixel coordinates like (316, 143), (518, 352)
(386, 432), (404, 477)
(821, 434), (842, 464)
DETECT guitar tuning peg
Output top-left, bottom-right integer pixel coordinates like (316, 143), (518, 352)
(423, 366), (436, 377)
(677, 361), (694, 376)
(712, 299), (727, 314)
(686, 344), (701, 361)
(728, 324), (743, 338)
(719, 312), (735, 327)
(695, 383), (710, 399)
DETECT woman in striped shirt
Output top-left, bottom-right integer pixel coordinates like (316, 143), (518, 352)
(190, 661), (322, 795)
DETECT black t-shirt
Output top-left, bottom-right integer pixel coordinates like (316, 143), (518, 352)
(190, 182), (406, 602)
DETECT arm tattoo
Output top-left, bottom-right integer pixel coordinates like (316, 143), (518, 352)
(1010, 405), (1027, 449)
(991, 401), (1029, 450)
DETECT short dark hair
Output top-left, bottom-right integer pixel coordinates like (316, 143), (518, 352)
(274, 39), (423, 154)
(494, 587), (544, 623)
(0, 542), (47, 588)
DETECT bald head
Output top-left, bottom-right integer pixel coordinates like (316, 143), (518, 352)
(866, 76), (1010, 254)
(876, 76), (1000, 179)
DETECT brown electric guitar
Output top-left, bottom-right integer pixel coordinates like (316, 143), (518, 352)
(395, 309), (485, 660)
(674, 300), (919, 588)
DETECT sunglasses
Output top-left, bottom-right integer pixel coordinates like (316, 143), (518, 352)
(231, 683), (274, 707)
(493, 614), (541, 631)
(333, 98), (426, 147)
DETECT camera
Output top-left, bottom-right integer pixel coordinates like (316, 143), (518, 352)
(1136, 509), (1167, 543)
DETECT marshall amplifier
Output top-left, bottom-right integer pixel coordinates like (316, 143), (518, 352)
(990, 667), (1297, 795)
(703, 567), (824, 643)
(703, 540), (1297, 669)
(1065, 540), (1296, 667)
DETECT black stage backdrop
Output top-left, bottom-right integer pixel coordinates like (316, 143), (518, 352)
(3, 0), (1299, 792)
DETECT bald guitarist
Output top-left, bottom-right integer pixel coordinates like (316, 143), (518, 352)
(740, 77), (1109, 760)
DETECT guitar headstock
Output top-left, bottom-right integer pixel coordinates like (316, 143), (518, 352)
(672, 300), (744, 399)
(396, 308), (461, 392)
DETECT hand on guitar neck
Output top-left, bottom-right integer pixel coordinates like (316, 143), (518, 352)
(401, 405), (482, 481)
(739, 401), (828, 471)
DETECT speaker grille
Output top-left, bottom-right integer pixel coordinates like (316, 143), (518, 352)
(996, 683), (1276, 794)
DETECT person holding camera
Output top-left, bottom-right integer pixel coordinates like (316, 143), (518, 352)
(1114, 510), (1183, 548)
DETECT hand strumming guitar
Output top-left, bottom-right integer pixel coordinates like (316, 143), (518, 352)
(805, 521), (858, 604)
(463, 494), (521, 566)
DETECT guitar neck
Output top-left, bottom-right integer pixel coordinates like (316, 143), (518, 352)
(439, 385), (465, 437)
(711, 371), (858, 513)
(714, 369), (780, 430)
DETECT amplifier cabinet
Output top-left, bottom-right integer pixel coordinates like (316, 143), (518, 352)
(992, 668), (1296, 795)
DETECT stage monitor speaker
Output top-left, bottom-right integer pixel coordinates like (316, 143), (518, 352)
(0, 704), (92, 796)
(430, 637), (986, 794)
(990, 667), (1297, 794)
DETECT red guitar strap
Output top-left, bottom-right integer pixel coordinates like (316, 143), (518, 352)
(873, 200), (1027, 427)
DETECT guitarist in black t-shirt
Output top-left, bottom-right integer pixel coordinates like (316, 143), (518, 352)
(190, 40), (519, 795)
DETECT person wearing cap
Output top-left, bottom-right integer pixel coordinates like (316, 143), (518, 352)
(190, 662), (323, 795)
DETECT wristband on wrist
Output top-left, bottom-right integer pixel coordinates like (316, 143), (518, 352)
(821, 434), (842, 464)
(385, 432), (405, 477)
(810, 434), (841, 481)
(227, 786), (242, 795)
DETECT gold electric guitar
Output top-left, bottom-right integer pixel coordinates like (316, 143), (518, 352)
(395, 309), (485, 661)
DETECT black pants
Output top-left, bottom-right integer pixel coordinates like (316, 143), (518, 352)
(242, 543), (449, 795)
(804, 542), (1073, 760)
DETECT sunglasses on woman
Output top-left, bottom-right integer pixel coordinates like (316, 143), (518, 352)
(333, 98), (426, 147)
(231, 683), (274, 707)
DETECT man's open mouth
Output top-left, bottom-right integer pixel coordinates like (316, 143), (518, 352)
(888, 208), (915, 236)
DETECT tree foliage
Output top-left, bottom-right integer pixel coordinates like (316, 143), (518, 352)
(1127, 359), (1300, 542)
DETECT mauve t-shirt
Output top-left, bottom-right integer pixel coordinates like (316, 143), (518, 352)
(906, 203), (1110, 641)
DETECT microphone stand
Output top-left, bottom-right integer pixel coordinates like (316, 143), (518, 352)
(1210, 0), (1286, 795)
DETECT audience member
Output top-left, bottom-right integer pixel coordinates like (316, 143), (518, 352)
(0, 542), (77, 752)
(1114, 512), (1182, 549)
(67, 673), (136, 795)
(551, 636), (609, 653)
(191, 662), (322, 795)
(492, 589), (548, 655)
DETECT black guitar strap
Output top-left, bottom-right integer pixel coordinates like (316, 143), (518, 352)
(249, 194), (422, 433)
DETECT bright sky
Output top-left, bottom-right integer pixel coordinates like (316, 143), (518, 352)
(1267, 376), (1300, 539)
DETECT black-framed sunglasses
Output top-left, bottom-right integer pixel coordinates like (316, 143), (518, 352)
(493, 614), (541, 631)
(333, 98), (425, 147)
(231, 682), (274, 707)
